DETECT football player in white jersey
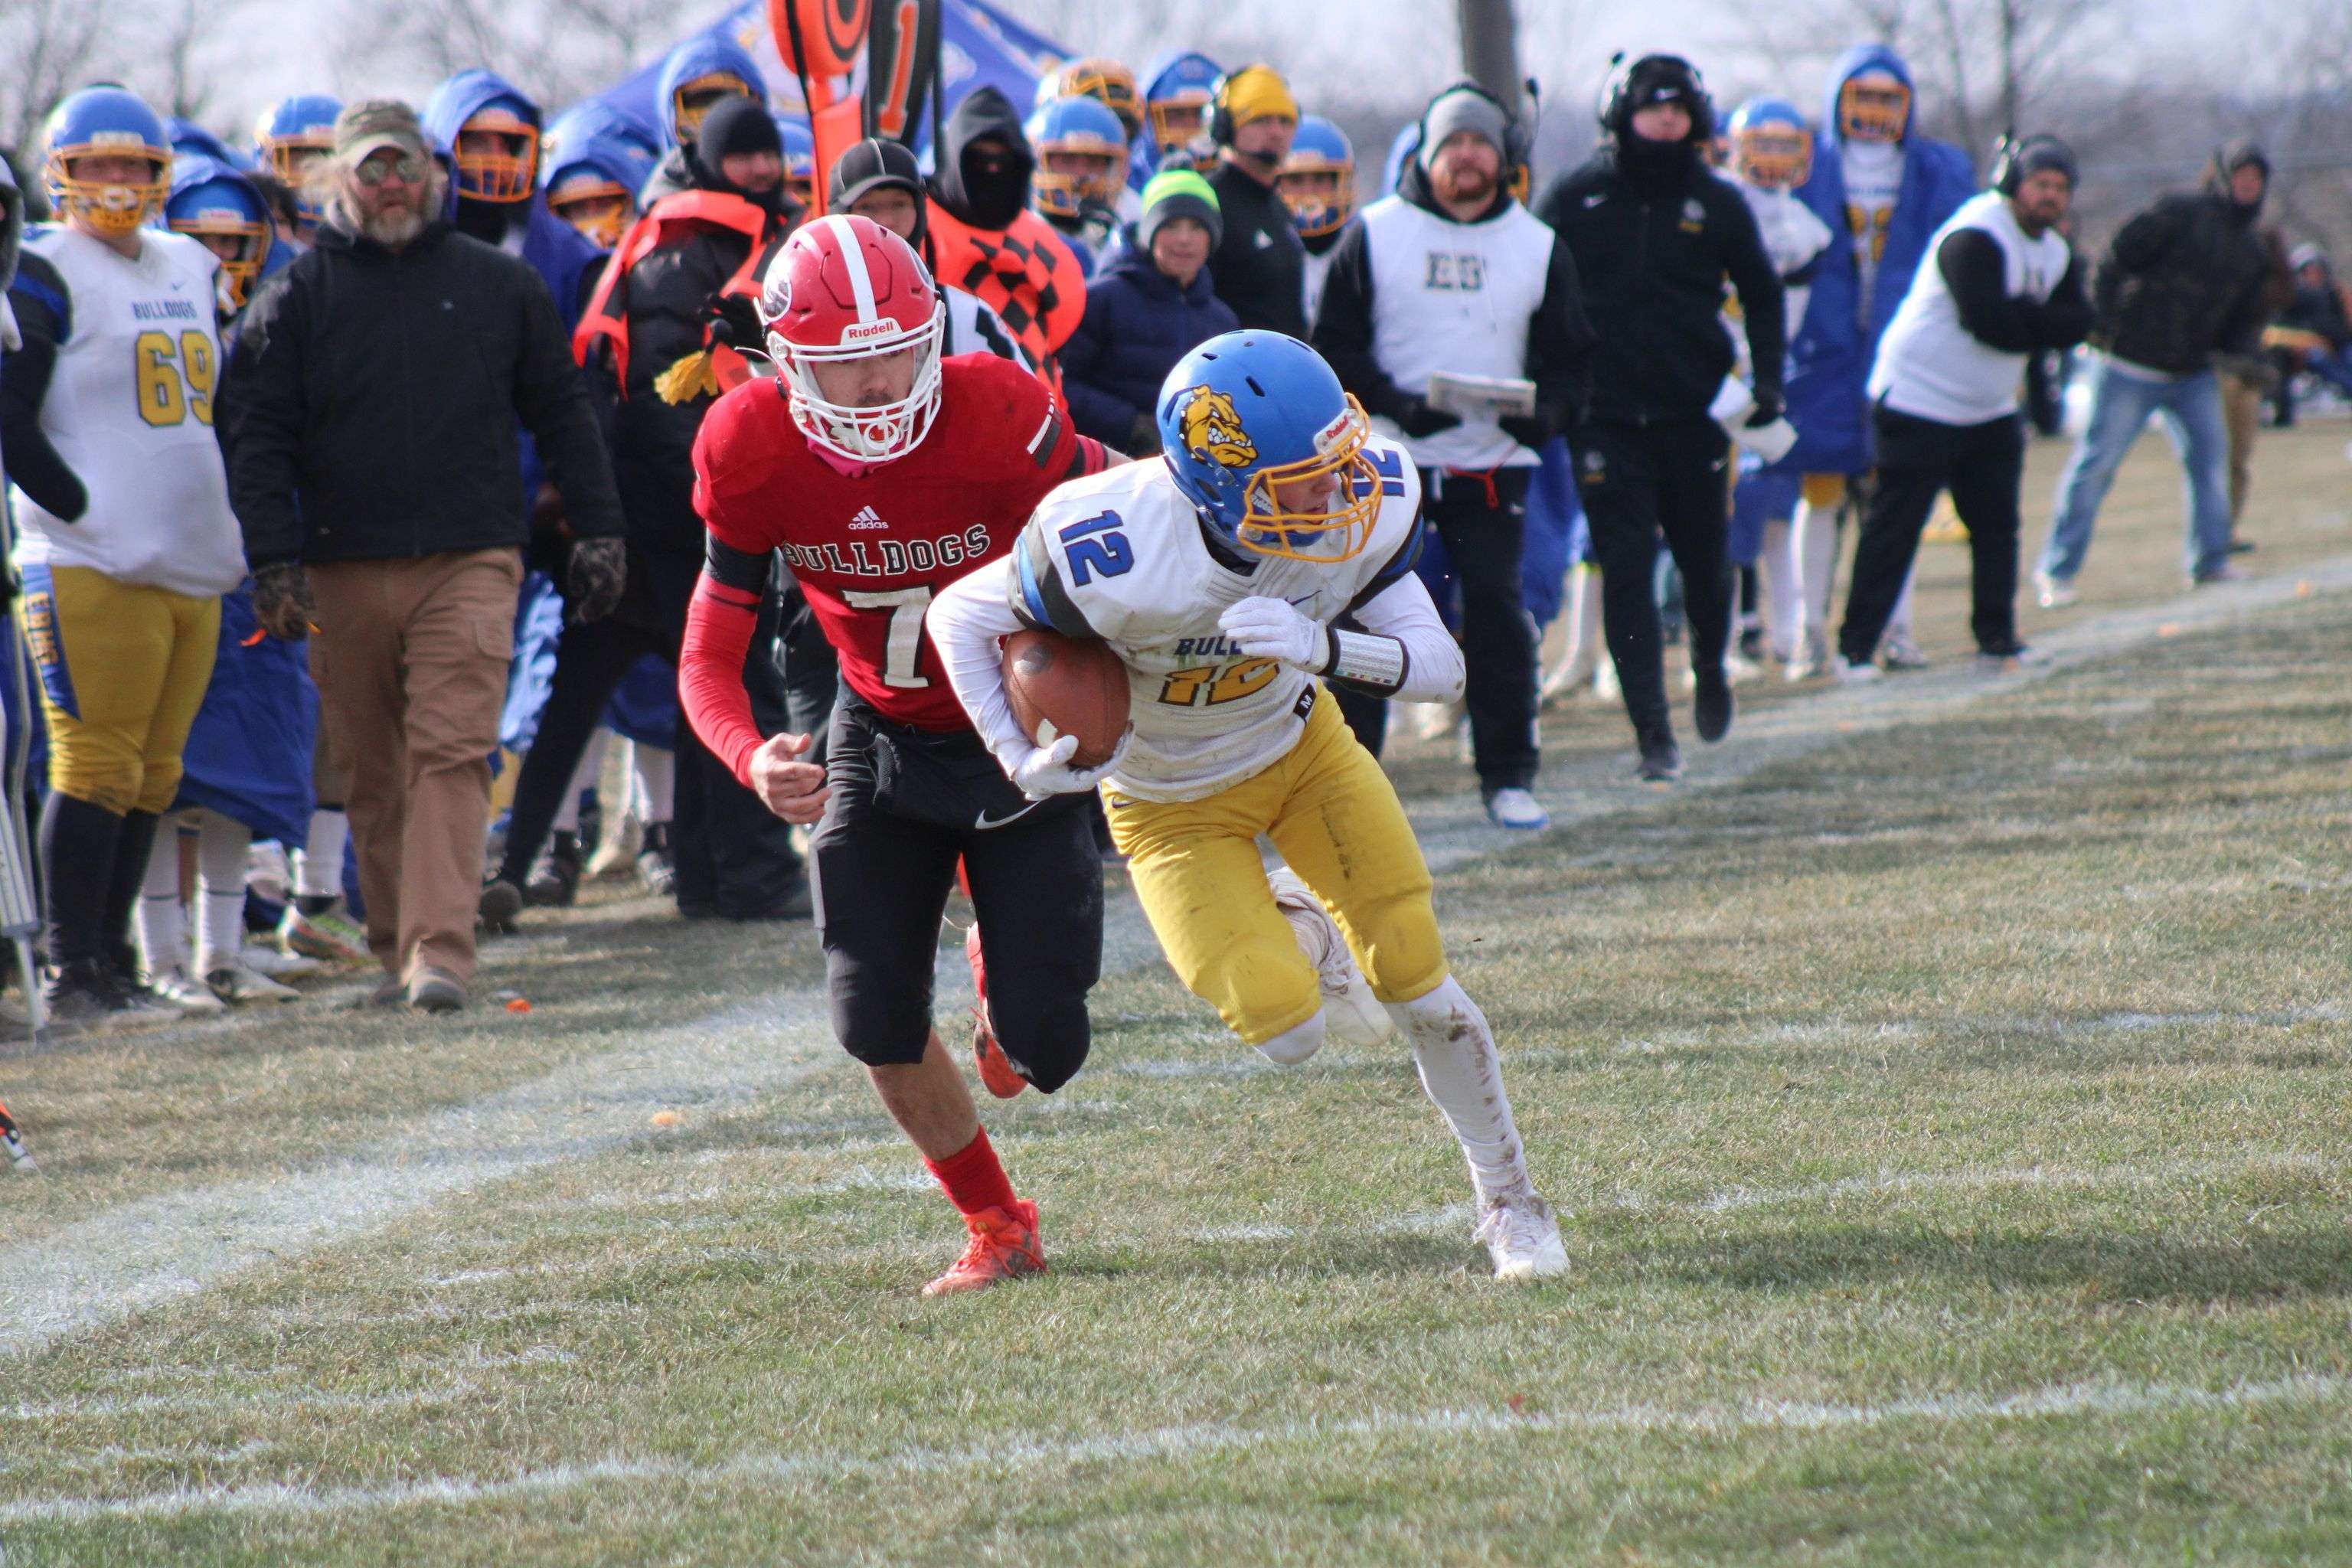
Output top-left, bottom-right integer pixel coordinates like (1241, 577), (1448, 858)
(930, 331), (1567, 1280)
(4, 87), (248, 1025)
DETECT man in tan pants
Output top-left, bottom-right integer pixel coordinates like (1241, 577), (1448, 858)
(223, 103), (625, 1011)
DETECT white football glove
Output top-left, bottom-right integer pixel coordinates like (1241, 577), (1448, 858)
(1002, 724), (1132, 800)
(1217, 595), (1329, 672)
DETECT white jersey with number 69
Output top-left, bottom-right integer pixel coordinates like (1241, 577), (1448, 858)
(1004, 439), (1423, 802)
(8, 225), (247, 596)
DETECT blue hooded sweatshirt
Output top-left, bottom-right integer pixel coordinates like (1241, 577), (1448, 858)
(423, 70), (603, 336)
(1779, 44), (1975, 475)
(1059, 234), (1238, 447)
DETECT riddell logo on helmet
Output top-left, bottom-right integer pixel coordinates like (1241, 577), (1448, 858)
(840, 317), (903, 343)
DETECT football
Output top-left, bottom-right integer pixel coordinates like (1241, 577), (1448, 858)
(1002, 629), (1129, 768)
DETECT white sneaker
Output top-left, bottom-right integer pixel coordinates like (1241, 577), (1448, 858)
(204, 958), (299, 1005)
(1788, 628), (1830, 681)
(240, 940), (321, 980)
(1475, 1192), (1570, 1281)
(149, 965), (227, 1014)
(1834, 656), (1883, 684)
(1484, 787), (1549, 831)
(1879, 631), (1930, 670)
(1266, 867), (1391, 1051)
(2034, 570), (2078, 608)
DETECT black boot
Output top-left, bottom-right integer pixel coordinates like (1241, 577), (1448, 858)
(524, 830), (581, 907)
(104, 810), (171, 1010)
(39, 793), (126, 1017)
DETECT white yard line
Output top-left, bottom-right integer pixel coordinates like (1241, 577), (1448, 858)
(3, 1372), (2344, 1524)
(6, 557), (2346, 1367)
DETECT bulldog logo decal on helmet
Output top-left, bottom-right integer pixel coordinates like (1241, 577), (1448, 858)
(1179, 385), (1256, 469)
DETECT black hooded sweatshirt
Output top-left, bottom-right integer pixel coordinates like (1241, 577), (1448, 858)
(590, 94), (797, 560)
(2092, 142), (2274, 374)
(1207, 156), (1308, 338)
(929, 86), (1032, 231)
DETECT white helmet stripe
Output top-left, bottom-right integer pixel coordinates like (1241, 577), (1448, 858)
(820, 214), (880, 323)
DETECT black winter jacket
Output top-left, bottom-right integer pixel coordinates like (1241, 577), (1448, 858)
(2092, 192), (2271, 374)
(1535, 141), (1785, 427)
(1207, 161), (1308, 338)
(224, 220), (622, 567)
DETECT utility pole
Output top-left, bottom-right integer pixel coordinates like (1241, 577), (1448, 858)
(1456, 0), (1525, 116)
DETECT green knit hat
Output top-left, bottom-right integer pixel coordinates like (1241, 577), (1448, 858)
(1138, 168), (1222, 250)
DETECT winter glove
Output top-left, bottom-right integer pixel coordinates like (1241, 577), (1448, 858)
(1745, 388), (1786, 427)
(251, 562), (315, 642)
(1217, 595), (1329, 674)
(707, 292), (767, 357)
(1001, 727), (1132, 801)
(1395, 397), (1462, 439)
(1498, 406), (1566, 452)
(566, 536), (628, 624)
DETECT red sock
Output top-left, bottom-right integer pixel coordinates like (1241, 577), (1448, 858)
(925, 1126), (1020, 1220)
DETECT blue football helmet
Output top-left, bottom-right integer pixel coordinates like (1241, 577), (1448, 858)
(44, 87), (171, 237)
(1279, 116), (1354, 238)
(1141, 51), (1223, 165)
(773, 115), (815, 207)
(253, 93), (341, 225)
(542, 107), (658, 249)
(658, 33), (766, 150)
(1027, 96), (1128, 218)
(165, 154), (271, 309)
(1728, 96), (1813, 189)
(1157, 332), (1386, 563)
(426, 74), (541, 204)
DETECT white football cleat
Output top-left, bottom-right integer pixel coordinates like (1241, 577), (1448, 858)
(149, 964), (228, 1014)
(2034, 570), (2077, 609)
(204, 958), (300, 1005)
(1476, 1192), (1570, 1281)
(1834, 655), (1882, 685)
(1266, 866), (1391, 1050)
(240, 940), (321, 980)
(1879, 630), (1931, 670)
(1788, 627), (1830, 681)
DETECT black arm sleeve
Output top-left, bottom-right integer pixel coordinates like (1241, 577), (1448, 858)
(1308, 220), (1413, 423)
(2024, 248), (2095, 351)
(1525, 234), (1596, 428)
(1720, 186), (1788, 400)
(0, 256), (85, 521)
(1939, 228), (2041, 353)
(219, 267), (311, 567)
(509, 263), (626, 541)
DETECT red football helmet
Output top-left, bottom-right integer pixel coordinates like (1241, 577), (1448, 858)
(759, 213), (946, 462)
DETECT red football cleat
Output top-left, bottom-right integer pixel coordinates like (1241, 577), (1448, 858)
(966, 924), (1027, 1099)
(923, 1199), (1047, 1296)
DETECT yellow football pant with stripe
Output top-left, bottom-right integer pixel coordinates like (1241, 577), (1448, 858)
(1106, 688), (1447, 1046)
(19, 564), (220, 815)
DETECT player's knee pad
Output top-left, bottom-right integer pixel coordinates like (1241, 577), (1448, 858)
(1345, 890), (1446, 1006)
(825, 949), (934, 1069)
(1256, 1011), (1325, 1067)
(995, 997), (1091, 1094)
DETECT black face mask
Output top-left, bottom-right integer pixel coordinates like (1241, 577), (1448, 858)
(691, 96), (786, 211)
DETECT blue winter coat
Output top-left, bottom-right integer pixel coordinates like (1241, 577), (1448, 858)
(1060, 240), (1239, 449)
(1779, 44), (1977, 475)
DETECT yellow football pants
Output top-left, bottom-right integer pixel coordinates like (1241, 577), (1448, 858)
(1801, 473), (1848, 508)
(20, 564), (220, 815)
(1106, 688), (1447, 1045)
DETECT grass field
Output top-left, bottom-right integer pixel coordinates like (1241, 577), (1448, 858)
(2, 422), (2349, 1565)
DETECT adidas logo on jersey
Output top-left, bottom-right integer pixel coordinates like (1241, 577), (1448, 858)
(848, 506), (889, 531)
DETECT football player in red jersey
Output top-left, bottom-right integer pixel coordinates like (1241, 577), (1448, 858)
(681, 214), (1118, 1295)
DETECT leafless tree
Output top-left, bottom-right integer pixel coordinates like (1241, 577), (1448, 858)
(334, 0), (709, 115)
(155, 0), (252, 123)
(0, 0), (116, 156)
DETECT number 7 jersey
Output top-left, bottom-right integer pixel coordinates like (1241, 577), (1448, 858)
(1006, 436), (1423, 802)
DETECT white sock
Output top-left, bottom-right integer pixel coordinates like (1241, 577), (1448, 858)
(194, 811), (252, 972)
(1794, 495), (1841, 643)
(1888, 564), (1918, 639)
(136, 825), (190, 977)
(1759, 518), (1801, 659)
(553, 732), (605, 835)
(631, 743), (675, 824)
(1385, 977), (1532, 1207)
(296, 809), (348, 901)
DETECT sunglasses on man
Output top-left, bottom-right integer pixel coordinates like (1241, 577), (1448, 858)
(355, 152), (431, 187)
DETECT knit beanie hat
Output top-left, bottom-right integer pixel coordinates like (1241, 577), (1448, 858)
(1138, 168), (1221, 250)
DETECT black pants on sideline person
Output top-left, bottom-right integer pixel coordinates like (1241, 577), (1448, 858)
(1841, 406), (2025, 663)
(1573, 419), (1733, 749)
(1423, 467), (1535, 793)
